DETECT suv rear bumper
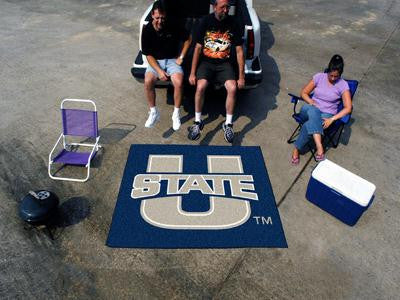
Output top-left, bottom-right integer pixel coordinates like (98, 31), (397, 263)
(131, 51), (262, 89)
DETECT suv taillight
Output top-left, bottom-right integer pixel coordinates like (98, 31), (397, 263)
(246, 29), (255, 59)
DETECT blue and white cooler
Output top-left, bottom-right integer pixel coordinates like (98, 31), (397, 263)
(306, 159), (376, 226)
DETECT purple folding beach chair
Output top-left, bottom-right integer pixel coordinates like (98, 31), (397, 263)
(48, 99), (101, 182)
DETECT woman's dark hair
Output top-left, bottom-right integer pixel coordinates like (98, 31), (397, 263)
(327, 54), (344, 75)
(151, 1), (166, 14)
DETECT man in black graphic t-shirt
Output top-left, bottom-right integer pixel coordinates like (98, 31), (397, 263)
(188, 0), (245, 143)
(141, 1), (191, 131)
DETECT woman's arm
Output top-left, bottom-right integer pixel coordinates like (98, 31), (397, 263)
(301, 80), (316, 105)
(323, 89), (352, 128)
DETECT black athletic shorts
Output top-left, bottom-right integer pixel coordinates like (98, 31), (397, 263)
(196, 61), (236, 84)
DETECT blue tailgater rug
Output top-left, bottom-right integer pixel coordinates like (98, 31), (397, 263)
(106, 144), (287, 248)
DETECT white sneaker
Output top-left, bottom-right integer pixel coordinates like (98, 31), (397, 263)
(145, 108), (160, 128)
(172, 113), (181, 131)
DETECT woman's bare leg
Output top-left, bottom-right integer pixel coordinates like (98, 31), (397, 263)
(292, 147), (299, 159)
(313, 133), (324, 155)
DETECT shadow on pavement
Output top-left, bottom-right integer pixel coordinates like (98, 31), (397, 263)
(23, 196), (91, 240)
(98, 123), (137, 144)
(88, 123), (136, 168)
(56, 196), (91, 227)
(234, 20), (280, 145)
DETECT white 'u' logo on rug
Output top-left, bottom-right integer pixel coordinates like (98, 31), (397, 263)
(131, 155), (258, 230)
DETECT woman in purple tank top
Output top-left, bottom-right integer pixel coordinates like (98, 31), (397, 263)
(291, 55), (352, 165)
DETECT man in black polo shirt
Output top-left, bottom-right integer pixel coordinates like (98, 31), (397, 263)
(188, 0), (245, 143)
(141, 1), (191, 130)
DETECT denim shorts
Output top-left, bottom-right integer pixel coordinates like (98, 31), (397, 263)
(145, 59), (183, 77)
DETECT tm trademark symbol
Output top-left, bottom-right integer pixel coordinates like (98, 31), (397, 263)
(253, 216), (272, 225)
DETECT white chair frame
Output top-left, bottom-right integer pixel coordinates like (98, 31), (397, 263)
(48, 99), (101, 182)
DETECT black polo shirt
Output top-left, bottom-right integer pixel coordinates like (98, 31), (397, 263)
(141, 21), (190, 59)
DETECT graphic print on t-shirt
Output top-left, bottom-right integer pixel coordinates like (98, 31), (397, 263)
(203, 30), (232, 59)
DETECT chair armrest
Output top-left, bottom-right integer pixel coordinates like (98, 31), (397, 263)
(49, 133), (63, 162)
(288, 93), (305, 115)
(86, 136), (101, 167)
(288, 93), (303, 103)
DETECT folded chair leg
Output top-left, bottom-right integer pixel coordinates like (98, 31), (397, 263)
(308, 143), (318, 162)
(45, 226), (55, 240)
(287, 124), (302, 144)
(322, 130), (332, 148)
(324, 125), (344, 149)
(332, 125), (345, 148)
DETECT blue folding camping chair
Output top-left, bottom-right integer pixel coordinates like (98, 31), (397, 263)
(287, 79), (359, 160)
(48, 99), (101, 182)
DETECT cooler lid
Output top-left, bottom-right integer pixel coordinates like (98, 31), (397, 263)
(311, 159), (376, 207)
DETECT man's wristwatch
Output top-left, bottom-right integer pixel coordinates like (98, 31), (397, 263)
(179, 55), (184, 60)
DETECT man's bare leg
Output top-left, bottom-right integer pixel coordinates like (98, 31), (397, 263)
(225, 79), (237, 116)
(222, 80), (237, 143)
(144, 72), (157, 108)
(195, 79), (208, 115)
(170, 73), (184, 130)
(144, 72), (160, 127)
(188, 79), (208, 140)
(171, 73), (183, 108)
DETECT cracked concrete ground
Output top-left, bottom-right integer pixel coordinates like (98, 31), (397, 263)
(0, 0), (399, 298)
